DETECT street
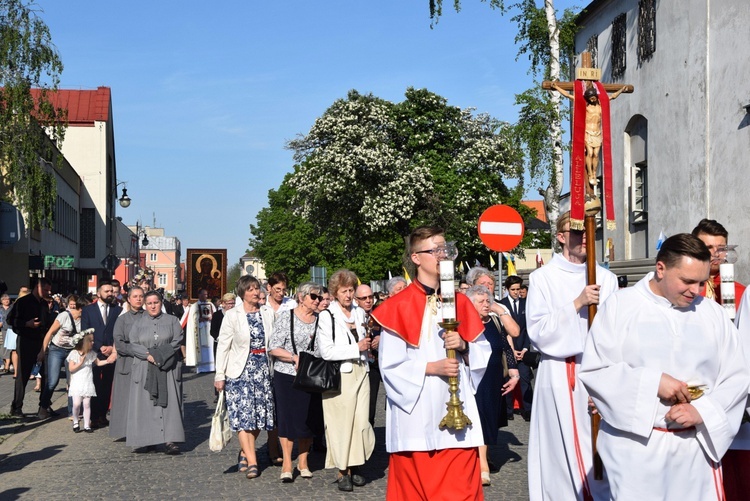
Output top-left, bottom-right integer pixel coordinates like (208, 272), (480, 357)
(0, 370), (530, 500)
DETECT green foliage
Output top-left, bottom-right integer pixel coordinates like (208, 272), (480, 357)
(226, 262), (242, 292)
(0, 0), (66, 230)
(251, 88), (527, 284)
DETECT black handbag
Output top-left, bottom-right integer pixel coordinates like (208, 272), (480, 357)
(292, 310), (341, 394)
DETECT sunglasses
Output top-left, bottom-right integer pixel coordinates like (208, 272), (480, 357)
(309, 293), (323, 302)
(356, 295), (374, 301)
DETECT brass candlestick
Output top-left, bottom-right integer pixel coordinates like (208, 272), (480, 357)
(438, 318), (472, 431)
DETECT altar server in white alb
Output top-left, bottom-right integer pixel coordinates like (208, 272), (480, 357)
(526, 211), (617, 501)
(185, 289), (216, 373)
(580, 233), (750, 500)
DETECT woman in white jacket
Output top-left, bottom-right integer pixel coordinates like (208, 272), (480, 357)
(318, 269), (375, 492)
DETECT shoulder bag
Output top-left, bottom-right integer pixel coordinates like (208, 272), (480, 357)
(209, 390), (232, 451)
(292, 310), (341, 394)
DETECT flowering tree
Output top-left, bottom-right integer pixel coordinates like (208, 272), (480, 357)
(251, 88), (526, 282)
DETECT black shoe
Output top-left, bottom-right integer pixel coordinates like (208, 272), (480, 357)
(351, 474), (366, 487)
(9, 409), (23, 417)
(84, 428), (93, 433)
(73, 423), (81, 433)
(521, 410), (531, 422)
(507, 413), (514, 421)
(165, 442), (181, 455)
(337, 474), (353, 492)
(488, 460), (500, 474)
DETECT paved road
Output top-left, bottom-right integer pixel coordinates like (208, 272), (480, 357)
(0, 370), (530, 500)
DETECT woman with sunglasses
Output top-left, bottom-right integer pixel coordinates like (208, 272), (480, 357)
(268, 281), (325, 482)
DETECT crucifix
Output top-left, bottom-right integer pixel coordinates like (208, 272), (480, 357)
(543, 51), (633, 483)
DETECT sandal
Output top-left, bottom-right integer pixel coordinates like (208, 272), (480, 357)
(165, 442), (181, 455)
(269, 456), (283, 467)
(246, 465), (259, 479)
(237, 452), (249, 473)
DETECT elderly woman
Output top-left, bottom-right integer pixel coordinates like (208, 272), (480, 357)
(466, 267), (520, 338)
(125, 290), (184, 454)
(268, 281), (325, 482)
(385, 276), (408, 297)
(318, 269), (374, 492)
(37, 295), (87, 418)
(215, 275), (276, 479)
(466, 285), (519, 486)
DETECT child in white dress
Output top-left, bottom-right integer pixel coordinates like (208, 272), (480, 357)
(67, 330), (110, 433)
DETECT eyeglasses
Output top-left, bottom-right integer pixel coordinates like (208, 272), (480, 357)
(356, 295), (374, 301)
(414, 246), (449, 257)
(308, 293), (323, 302)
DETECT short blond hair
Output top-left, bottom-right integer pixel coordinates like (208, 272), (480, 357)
(221, 292), (236, 302)
(556, 211), (571, 234)
(328, 269), (358, 298)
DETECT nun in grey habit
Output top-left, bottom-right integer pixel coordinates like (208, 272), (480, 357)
(125, 290), (184, 454)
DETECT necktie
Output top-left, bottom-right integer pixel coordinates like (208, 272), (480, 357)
(512, 300), (518, 316)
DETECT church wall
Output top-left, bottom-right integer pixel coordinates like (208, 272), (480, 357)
(576, 0), (750, 284)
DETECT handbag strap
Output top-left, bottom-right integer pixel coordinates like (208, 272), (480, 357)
(68, 311), (78, 333)
(289, 311), (297, 355)
(308, 309), (334, 352)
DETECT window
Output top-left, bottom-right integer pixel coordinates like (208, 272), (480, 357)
(611, 13), (627, 80)
(631, 162), (648, 223)
(158, 273), (168, 286)
(150, 253), (157, 262)
(638, 0), (656, 64)
(80, 208), (96, 258)
(586, 35), (598, 68)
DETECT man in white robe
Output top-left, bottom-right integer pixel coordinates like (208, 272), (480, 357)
(526, 211), (617, 501)
(580, 233), (750, 500)
(373, 226), (491, 500)
(185, 289), (216, 373)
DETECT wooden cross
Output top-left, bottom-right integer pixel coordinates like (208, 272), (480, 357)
(543, 51), (633, 483)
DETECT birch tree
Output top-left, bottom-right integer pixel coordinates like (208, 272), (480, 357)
(429, 0), (578, 243)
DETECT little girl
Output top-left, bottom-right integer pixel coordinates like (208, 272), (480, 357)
(67, 329), (110, 433)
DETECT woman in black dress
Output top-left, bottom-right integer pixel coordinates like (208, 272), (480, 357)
(466, 285), (519, 486)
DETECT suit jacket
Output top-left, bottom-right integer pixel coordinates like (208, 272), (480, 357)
(172, 304), (185, 319)
(81, 301), (123, 358)
(210, 309), (225, 340)
(500, 296), (530, 352)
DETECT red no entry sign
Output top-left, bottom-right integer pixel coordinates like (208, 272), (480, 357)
(477, 205), (525, 252)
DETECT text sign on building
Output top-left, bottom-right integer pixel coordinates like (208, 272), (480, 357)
(44, 255), (75, 270)
(477, 205), (525, 252)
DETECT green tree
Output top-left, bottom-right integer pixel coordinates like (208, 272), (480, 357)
(429, 0), (579, 240)
(226, 262), (242, 291)
(250, 87), (526, 283)
(0, 0), (66, 230)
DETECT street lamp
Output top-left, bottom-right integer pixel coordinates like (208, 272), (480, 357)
(119, 188), (131, 208)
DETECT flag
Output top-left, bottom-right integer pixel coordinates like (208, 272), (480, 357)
(465, 261), (471, 272)
(504, 253), (517, 276)
(458, 261), (464, 273)
(489, 253), (496, 269)
(388, 270), (393, 280)
(656, 230), (667, 251)
(402, 267), (411, 284)
(536, 249), (544, 268)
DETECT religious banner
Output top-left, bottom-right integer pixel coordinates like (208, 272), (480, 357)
(186, 249), (227, 301)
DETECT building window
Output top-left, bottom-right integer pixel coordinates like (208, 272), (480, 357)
(611, 13), (627, 80)
(80, 208), (96, 258)
(150, 253), (157, 262)
(586, 34), (598, 68)
(158, 273), (167, 286)
(631, 162), (648, 223)
(638, 0), (656, 64)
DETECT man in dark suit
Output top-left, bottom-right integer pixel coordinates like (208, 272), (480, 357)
(500, 275), (534, 421)
(172, 294), (188, 320)
(81, 279), (122, 428)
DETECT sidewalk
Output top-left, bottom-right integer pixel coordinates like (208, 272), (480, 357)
(0, 370), (531, 500)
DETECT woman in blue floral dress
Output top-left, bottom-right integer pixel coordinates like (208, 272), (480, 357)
(215, 275), (276, 479)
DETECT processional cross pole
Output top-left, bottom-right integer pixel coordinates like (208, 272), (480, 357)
(543, 51), (633, 482)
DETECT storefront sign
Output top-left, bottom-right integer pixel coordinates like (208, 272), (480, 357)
(44, 255), (75, 270)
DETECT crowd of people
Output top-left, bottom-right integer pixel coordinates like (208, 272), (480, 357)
(4, 214), (750, 500)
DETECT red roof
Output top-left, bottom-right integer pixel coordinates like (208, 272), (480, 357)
(30, 86), (111, 125)
(522, 200), (547, 223)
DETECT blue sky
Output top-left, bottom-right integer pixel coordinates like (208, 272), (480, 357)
(39, 0), (578, 266)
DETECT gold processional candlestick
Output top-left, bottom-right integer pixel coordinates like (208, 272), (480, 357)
(438, 257), (472, 431)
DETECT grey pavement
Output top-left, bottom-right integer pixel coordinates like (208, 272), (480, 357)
(0, 369), (531, 500)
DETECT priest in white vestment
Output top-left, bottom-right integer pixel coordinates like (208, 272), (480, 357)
(373, 226), (491, 501)
(580, 233), (750, 500)
(526, 211), (617, 501)
(185, 289), (216, 373)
